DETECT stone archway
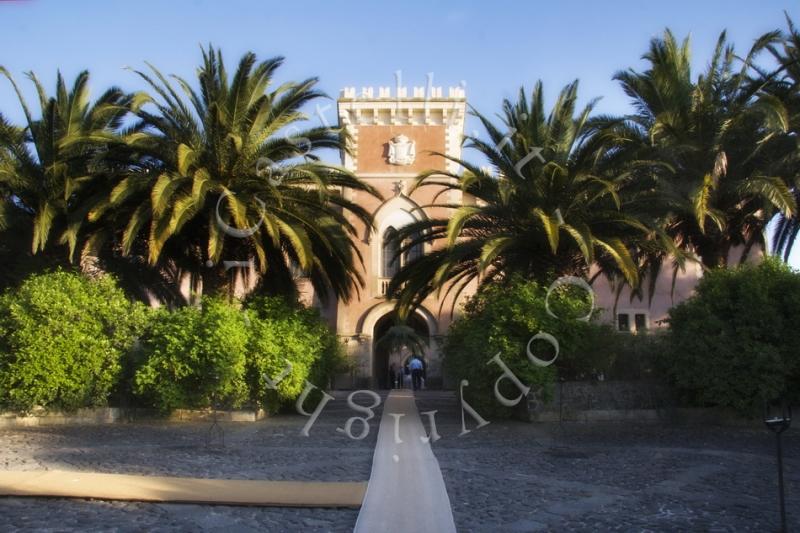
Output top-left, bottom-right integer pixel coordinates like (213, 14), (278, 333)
(353, 302), (439, 389)
(371, 311), (430, 390)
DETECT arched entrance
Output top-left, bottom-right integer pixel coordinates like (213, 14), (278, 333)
(372, 312), (429, 390)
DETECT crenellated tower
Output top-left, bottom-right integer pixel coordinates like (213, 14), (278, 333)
(332, 86), (468, 389)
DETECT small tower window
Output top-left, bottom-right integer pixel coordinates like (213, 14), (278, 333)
(404, 231), (423, 265)
(382, 227), (401, 278)
(382, 227), (424, 278)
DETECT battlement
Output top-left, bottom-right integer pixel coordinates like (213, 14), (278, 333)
(337, 84), (467, 176)
(339, 86), (466, 100)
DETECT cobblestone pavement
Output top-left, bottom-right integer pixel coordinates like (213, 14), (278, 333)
(2, 391), (799, 532)
(415, 392), (800, 532)
(0, 392), (381, 532)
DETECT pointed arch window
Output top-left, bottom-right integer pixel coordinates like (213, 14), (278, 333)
(382, 227), (401, 278)
(404, 231), (423, 265)
(382, 226), (424, 279)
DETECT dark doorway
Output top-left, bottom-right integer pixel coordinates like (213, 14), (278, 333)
(372, 311), (429, 389)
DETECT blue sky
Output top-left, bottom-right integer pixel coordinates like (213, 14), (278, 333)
(1, 0), (799, 263)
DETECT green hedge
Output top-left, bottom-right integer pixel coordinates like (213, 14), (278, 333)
(664, 258), (800, 414)
(443, 277), (607, 419)
(133, 297), (250, 412)
(244, 296), (345, 412)
(130, 295), (344, 413)
(0, 270), (344, 414)
(0, 270), (147, 411)
(555, 326), (665, 381)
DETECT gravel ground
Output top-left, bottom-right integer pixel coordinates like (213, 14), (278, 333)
(0, 392), (380, 532)
(416, 392), (800, 532)
(1, 391), (798, 532)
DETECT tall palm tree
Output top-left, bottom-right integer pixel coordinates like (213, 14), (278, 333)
(0, 68), (133, 260)
(388, 81), (666, 312)
(767, 15), (800, 261)
(88, 46), (379, 301)
(0, 114), (54, 289)
(0, 114), (18, 232)
(592, 29), (795, 270)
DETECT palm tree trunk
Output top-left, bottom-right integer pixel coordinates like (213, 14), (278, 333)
(202, 265), (234, 300)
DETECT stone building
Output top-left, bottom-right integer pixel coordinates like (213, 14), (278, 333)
(323, 86), (471, 389)
(310, 86), (706, 390)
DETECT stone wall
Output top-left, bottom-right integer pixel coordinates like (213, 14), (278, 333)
(526, 380), (759, 426)
(528, 380), (675, 422)
(0, 407), (266, 428)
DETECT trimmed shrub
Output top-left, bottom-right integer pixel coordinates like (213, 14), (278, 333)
(443, 277), (606, 419)
(604, 331), (665, 380)
(664, 258), (800, 414)
(0, 270), (146, 411)
(245, 296), (344, 412)
(134, 297), (249, 412)
(557, 326), (665, 381)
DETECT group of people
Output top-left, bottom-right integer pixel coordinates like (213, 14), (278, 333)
(389, 355), (425, 391)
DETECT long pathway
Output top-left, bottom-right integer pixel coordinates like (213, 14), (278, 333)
(354, 390), (456, 533)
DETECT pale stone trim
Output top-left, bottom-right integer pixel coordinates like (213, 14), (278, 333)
(356, 301), (438, 338)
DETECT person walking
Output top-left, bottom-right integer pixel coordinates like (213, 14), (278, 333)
(409, 355), (424, 391)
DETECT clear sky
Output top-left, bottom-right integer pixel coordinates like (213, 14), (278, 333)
(1, 0), (799, 264)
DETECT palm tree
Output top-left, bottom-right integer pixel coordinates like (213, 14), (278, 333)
(592, 29), (795, 270)
(0, 68), (133, 260)
(88, 46), (379, 302)
(374, 318), (428, 361)
(0, 114), (48, 289)
(767, 15), (800, 261)
(0, 113), (19, 232)
(388, 81), (665, 312)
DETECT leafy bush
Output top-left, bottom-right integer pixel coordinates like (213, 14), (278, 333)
(245, 296), (344, 412)
(0, 270), (146, 411)
(557, 326), (665, 381)
(132, 295), (342, 413)
(134, 297), (249, 412)
(604, 331), (666, 380)
(664, 258), (800, 414)
(443, 277), (607, 419)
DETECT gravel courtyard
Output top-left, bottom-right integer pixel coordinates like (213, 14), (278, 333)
(0, 394), (381, 532)
(416, 393), (800, 532)
(0, 391), (797, 532)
